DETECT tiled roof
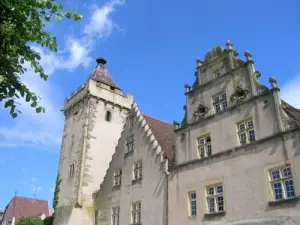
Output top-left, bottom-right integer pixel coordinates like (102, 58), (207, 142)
(3, 197), (49, 222)
(143, 114), (174, 160)
(281, 100), (300, 122)
(91, 64), (121, 90)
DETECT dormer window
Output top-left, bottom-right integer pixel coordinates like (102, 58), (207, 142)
(212, 93), (227, 113)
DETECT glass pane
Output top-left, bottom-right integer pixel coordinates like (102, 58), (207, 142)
(207, 144), (212, 156)
(208, 187), (214, 195)
(217, 195), (224, 211)
(216, 185), (223, 193)
(273, 182), (283, 200)
(239, 123), (245, 131)
(222, 101), (227, 110)
(248, 129), (255, 142)
(271, 170), (280, 180)
(208, 197), (215, 213)
(221, 93), (226, 100)
(283, 167), (292, 178)
(240, 133), (247, 145)
(247, 120), (253, 128)
(284, 179), (295, 198)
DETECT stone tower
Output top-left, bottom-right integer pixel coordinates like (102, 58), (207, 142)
(54, 58), (133, 225)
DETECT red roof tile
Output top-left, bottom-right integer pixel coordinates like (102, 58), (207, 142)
(3, 197), (49, 222)
(91, 63), (121, 90)
(143, 114), (174, 160)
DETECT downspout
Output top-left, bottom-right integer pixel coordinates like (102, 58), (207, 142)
(164, 159), (169, 225)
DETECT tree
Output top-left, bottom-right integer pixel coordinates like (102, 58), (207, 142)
(52, 173), (61, 210)
(0, 0), (82, 118)
(43, 216), (54, 225)
(16, 218), (44, 225)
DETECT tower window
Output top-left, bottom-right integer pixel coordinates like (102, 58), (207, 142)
(105, 111), (112, 122)
(69, 164), (75, 178)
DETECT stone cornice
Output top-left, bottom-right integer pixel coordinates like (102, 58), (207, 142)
(172, 126), (300, 172)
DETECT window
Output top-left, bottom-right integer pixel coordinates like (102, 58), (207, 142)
(269, 165), (295, 201)
(69, 164), (74, 178)
(133, 161), (143, 180)
(113, 169), (122, 187)
(126, 135), (134, 153)
(105, 111), (112, 122)
(94, 210), (99, 225)
(197, 135), (212, 158)
(213, 69), (221, 78)
(206, 183), (224, 214)
(188, 191), (197, 216)
(112, 206), (120, 225)
(132, 202), (141, 224)
(129, 116), (135, 128)
(237, 118), (255, 145)
(212, 93), (227, 113)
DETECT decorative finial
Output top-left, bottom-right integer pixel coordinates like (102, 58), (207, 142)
(226, 40), (233, 50)
(184, 84), (191, 93)
(183, 105), (187, 111)
(244, 51), (252, 61)
(269, 76), (277, 88)
(196, 58), (203, 67)
(96, 57), (107, 65)
(173, 120), (180, 129)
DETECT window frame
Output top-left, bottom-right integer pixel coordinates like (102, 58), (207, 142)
(197, 134), (212, 158)
(205, 183), (225, 214)
(69, 164), (75, 178)
(236, 117), (255, 145)
(268, 163), (296, 201)
(131, 201), (141, 225)
(112, 206), (120, 225)
(113, 168), (122, 187)
(187, 191), (197, 217)
(212, 92), (228, 113)
(126, 135), (134, 153)
(133, 161), (143, 181)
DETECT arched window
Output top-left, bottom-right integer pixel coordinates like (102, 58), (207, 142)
(105, 111), (112, 122)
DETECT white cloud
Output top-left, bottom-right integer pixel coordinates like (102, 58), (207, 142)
(83, 0), (125, 38)
(0, 0), (126, 151)
(50, 187), (55, 193)
(281, 73), (300, 109)
(32, 186), (42, 192)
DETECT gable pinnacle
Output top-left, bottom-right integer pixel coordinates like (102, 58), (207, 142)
(96, 57), (107, 65)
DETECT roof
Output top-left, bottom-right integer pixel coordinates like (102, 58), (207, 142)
(281, 100), (300, 122)
(3, 196), (49, 222)
(91, 63), (121, 90)
(142, 114), (174, 160)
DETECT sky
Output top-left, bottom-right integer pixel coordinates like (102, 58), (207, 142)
(0, 0), (300, 209)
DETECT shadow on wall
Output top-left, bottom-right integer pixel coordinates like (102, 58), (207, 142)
(54, 206), (73, 225)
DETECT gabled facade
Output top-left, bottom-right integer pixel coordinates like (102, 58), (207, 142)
(55, 41), (300, 225)
(169, 41), (300, 225)
(93, 103), (174, 225)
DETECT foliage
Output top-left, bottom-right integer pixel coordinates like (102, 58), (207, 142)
(52, 173), (61, 210)
(16, 217), (44, 225)
(43, 216), (54, 225)
(0, 0), (82, 118)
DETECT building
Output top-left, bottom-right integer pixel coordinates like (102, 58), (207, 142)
(1, 196), (50, 225)
(55, 41), (300, 225)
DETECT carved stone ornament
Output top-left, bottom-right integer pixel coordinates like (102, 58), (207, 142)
(230, 85), (249, 102)
(193, 102), (209, 119)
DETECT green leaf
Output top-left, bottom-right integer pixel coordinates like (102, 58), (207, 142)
(36, 107), (42, 113)
(46, 1), (52, 9)
(55, 14), (62, 21)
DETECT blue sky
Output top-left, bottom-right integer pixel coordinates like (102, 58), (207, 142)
(0, 0), (299, 209)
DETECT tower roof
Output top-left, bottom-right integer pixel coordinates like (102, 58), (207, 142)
(91, 57), (122, 90)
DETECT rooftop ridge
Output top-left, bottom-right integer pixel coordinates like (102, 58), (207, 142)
(142, 113), (173, 126)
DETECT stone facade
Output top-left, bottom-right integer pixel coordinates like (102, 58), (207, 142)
(54, 59), (133, 225)
(56, 42), (300, 225)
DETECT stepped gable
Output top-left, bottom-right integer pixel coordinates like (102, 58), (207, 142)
(91, 57), (122, 90)
(142, 114), (174, 160)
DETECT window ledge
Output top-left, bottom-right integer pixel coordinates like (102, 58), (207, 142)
(204, 211), (226, 218)
(132, 178), (142, 185)
(130, 223), (141, 225)
(268, 197), (299, 206)
(124, 151), (133, 159)
(112, 185), (121, 191)
(188, 215), (197, 220)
